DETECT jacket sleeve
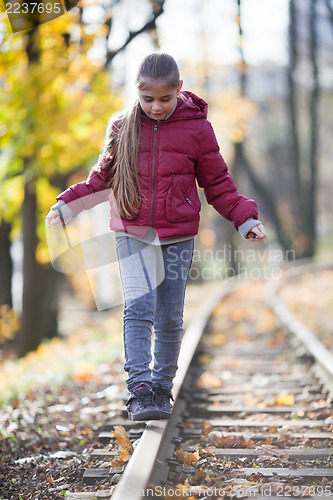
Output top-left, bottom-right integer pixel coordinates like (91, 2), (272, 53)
(56, 162), (112, 216)
(196, 119), (258, 230)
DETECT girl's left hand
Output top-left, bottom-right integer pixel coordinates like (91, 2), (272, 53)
(247, 223), (267, 242)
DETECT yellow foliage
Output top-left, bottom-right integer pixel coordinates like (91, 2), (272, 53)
(0, 305), (20, 343)
(0, 13), (122, 264)
(231, 127), (244, 143)
(0, 176), (24, 232)
(211, 89), (257, 143)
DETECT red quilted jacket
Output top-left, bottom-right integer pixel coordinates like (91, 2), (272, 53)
(57, 91), (258, 240)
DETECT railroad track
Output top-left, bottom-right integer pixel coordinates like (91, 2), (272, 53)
(67, 264), (333, 500)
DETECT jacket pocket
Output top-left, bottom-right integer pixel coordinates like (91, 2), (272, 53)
(166, 175), (201, 223)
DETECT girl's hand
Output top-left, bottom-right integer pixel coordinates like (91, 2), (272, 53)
(46, 202), (73, 228)
(45, 209), (63, 228)
(247, 223), (267, 242)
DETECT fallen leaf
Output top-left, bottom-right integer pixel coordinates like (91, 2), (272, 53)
(110, 458), (125, 467)
(274, 393), (295, 406)
(176, 478), (190, 493)
(263, 436), (273, 445)
(113, 425), (133, 462)
(203, 419), (213, 437)
(200, 448), (215, 457)
(192, 468), (207, 482)
(175, 449), (200, 466)
(216, 435), (255, 449)
(196, 371), (224, 389)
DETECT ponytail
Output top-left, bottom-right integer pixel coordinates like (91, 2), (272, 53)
(90, 52), (181, 220)
(90, 100), (143, 219)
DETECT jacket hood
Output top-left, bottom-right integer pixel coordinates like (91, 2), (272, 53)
(168, 91), (208, 122)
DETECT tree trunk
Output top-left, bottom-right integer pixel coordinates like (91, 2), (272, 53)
(18, 175), (40, 356)
(18, 174), (59, 356)
(286, 0), (320, 258)
(305, 0), (319, 257)
(287, 0), (302, 220)
(0, 220), (13, 308)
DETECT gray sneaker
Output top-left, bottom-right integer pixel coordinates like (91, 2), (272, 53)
(153, 383), (174, 419)
(126, 385), (161, 421)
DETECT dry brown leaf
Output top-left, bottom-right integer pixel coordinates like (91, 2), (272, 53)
(263, 436), (273, 445)
(175, 449), (200, 466)
(156, 479), (195, 499)
(176, 479), (190, 494)
(217, 435), (254, 449)
(203, 419), (213, 437)
(196, 371), (224, 389)
(113, 425), (133, 462)
(184, 421), (195, 430)
(192, 468), (207, 482)
(200, 448), (215, 457)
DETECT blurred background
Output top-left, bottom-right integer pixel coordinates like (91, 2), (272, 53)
(0, 0), (333, 359)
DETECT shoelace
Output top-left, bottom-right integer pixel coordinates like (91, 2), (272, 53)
(154, 386), (173, 409)
(135, 389), (155, 406)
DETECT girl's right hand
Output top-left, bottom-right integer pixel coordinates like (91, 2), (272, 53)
(45, 201), (74, 228)
(45, 209), (63, 228)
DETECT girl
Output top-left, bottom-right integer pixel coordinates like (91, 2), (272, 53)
(46, 52), (267, 421)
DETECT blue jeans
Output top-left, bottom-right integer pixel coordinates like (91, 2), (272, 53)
(116, 236), (194, 392)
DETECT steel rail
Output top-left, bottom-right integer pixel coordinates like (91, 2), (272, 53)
(266, 260), (333, 393)
(111, 278), (241, 500)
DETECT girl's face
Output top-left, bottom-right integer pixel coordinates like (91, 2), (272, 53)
(138, 78), (183, 121)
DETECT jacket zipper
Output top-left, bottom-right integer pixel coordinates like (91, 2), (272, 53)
(151, 121), (158, 226)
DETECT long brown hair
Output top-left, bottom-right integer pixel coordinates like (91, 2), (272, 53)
(89, 53), (181, 219)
